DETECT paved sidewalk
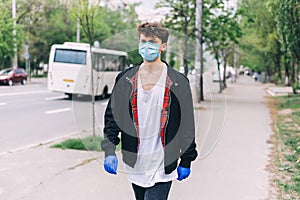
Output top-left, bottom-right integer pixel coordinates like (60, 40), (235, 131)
(0, 76), (273, 200)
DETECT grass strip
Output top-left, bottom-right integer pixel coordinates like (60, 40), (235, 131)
(51, 135), (103, 152)
(272, 95), (300, 199)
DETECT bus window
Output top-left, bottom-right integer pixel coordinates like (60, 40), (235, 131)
(105, 55), (119, 71)
(118, 56), (127, 71)
(92, 53), (127, 72)
(93, 54), (107, 71)
(54, 49), (87, 65)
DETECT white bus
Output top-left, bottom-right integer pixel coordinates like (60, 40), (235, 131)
(48, 42), (128, 98)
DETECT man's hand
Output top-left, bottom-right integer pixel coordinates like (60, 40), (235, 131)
(104, 155), (118, 175)
(177, 166), (190, 181)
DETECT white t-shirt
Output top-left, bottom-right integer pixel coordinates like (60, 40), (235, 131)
(125, 64), (177, 187)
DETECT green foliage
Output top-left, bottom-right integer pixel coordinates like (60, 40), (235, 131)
(0, 7), (24, 68)
(156, 0), (196, 35)
(239, 0), (281, 81)
(202, 1), (242, 91)
(0, 0), (142, 68)
(156, 0), (197, 73)
(71, 0), (99, 45)
(15, 0), (76, 69)
(51, 135), (121, 152)
(156, 0), (242, 77)
(128, 50), (143, 65)
(51, 136), (103, 152)
(239, 0), (300, 86)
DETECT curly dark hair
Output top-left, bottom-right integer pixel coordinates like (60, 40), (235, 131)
(137, 22), (169, 43)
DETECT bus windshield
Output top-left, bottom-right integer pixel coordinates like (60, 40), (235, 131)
(54, 49), (87, 65)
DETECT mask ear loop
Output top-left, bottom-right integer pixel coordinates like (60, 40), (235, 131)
(159, 43), (167, 55)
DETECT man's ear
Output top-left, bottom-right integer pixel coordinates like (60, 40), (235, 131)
(160, 43), (167, 53)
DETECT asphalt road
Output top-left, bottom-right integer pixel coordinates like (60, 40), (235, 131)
(0, 70), (233, 155)
(0, 78), (108, 154)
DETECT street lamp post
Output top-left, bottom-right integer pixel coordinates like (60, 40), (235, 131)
(12, 0), (18, 69)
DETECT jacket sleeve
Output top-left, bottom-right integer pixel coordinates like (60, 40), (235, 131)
(100, 73), (122, 157)
(178, 79), (198, 168)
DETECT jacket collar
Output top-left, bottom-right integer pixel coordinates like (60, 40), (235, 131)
(125, 61), (179, 86)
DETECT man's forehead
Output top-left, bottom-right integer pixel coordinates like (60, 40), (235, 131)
(139, 34), (161, 41)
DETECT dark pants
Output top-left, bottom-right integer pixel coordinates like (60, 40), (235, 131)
(132, 181), (172, 200)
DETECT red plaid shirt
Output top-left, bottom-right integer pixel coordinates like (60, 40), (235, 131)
(130, 71), (173, 150)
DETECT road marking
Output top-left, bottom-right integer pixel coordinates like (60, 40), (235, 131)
(0, 90), (47, 97)
(0, 102), (7, 106)
(45, 95), (67, 101)
(45, 107), (72, 115)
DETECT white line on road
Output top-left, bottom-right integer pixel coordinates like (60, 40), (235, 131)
(0, 102), (7, 106)
(45, 108), (72, 115)
(0, 90), (48, 97)
(45, 95), (67, 101)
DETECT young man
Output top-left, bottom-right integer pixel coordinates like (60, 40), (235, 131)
(101, 22), (198, 200)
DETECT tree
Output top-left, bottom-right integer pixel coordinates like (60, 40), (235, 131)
(13, 0), (76, 73)
(204, 1), (242, 92)
(99, 2), (142, 65)
(239, 0), (300, 93)
(0, 8), (24, 68)
(71, 0), (100, 140)
(156, 0), (196, 76)
(276, 0), (300, 93)
(238, 0), (283, 84)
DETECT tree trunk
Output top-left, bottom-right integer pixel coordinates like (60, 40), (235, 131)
(275, 41), (282, 82)
(284, 54), (291, 86)
(217, 61), (223, 93)
(183, 27), (189, 77)
(292, 58), (297, 94)
(222, 56), (227, 89)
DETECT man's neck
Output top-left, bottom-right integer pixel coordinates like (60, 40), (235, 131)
(141, 59), (164, 72)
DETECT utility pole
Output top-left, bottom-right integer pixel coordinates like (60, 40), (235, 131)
(195, 0), (204, 102)
(12, 0), (18, 69)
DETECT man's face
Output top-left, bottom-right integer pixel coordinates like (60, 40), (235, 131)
(139, 34), (167, 53)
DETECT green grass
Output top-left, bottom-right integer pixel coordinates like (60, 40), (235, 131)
(276, 95), (300, 110)
(273, 94), (300, 198)
(51, 135), (121, 152)
(51, 136), (103, 151)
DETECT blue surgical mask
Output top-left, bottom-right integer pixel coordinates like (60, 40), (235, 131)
(138, 42), (160, 62)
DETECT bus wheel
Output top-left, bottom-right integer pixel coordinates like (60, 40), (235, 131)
(65, 93), (72, 99)
(101, 87), (108, 99)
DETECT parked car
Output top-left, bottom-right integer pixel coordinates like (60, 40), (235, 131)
(0, 68), (28, 86)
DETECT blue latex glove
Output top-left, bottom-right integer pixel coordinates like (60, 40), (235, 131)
(104, 155), (118, 175)
(177, 166), (191, 181)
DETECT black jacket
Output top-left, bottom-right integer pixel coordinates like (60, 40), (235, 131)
(101, 63), (198, 174)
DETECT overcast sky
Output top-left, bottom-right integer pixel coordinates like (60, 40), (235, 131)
(107, 0), (238, 22)
(106, 0), (166, 22)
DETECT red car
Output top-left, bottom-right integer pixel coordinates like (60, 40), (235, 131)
(0, 68), (28, 86)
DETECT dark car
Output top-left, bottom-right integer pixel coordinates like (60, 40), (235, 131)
(0, 68), (28, 86)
